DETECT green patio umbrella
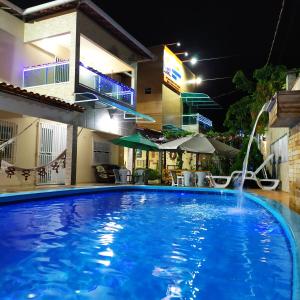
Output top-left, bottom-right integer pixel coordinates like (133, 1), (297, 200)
(111, 132), (159, 151)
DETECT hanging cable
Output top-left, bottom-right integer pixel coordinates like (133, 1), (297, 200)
(266, 0), (286, 65)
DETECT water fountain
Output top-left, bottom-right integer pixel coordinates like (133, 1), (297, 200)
(236, 98), (275, 209)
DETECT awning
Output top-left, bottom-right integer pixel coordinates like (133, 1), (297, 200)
(181, 92), (220, 109)
(75, 92), (155, 122)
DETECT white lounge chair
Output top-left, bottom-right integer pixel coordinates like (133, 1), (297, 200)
(208, 154), (280, 190)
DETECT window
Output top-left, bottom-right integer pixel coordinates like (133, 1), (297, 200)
(0, 120), (17, 163)
(144, 88), (152, 94)
(93, 141), (111, 164)
(271, 134), (288, 163)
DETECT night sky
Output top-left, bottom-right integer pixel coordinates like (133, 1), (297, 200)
(11, 0), (300, 131)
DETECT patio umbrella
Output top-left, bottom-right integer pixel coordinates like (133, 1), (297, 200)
(159, 133), (239, 157)
(111, 132), (159, 151)
(158, 136), (193, 151)
(207, 138), (240, 159)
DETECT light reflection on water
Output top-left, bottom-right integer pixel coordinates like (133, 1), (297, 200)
(0, 191), (294, 300)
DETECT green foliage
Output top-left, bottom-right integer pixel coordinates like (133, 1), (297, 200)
(225, 65), (287, 134)
(206, 130), (219, 138)
(232, 70), (254, 93)
(230, 138), (263, 174)
(223, 96), (253, 134)
(147, 168), (161, 180)
(163, 130), (192, 140)
(176, 152), (184, 169)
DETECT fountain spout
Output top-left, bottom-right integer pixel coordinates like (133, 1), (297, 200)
(263, 96), (276, 113)
(239, 97), (275, 192)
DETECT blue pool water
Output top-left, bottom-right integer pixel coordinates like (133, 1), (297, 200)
(0, 190), (294, 300)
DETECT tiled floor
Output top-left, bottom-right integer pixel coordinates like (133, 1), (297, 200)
(247, 189), (300, 215)
(0, 184), (299, 215)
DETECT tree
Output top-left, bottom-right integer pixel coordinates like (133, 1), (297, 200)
(223, 96), (253, 134)
(230, 138), (263, 175)
(224, 65), (287, 134)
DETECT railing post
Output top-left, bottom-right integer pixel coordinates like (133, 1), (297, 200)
(45, 67), (48, 85)
(131, 91), (134, 106)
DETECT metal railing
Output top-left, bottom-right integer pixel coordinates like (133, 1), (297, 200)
(23, 61), (70, 88)
(79, 64), (135, 106)
(182, 113), (213, 128)
(23, 61), (135, 106)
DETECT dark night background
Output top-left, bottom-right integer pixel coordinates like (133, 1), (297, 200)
(11, 0), (300, 131)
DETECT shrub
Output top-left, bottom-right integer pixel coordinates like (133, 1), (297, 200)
(147, 168), (161, 180)
(230, 137), (263, 174)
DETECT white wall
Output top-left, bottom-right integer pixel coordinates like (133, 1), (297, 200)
(292, 77), (300, 91)
(0, 9), (54, 86)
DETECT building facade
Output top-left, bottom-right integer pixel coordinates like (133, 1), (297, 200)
(135, 45), (216, 171)
(268, 70), (300, 208)
(136, 45), (201, 131)
(0, 0), (154, 187)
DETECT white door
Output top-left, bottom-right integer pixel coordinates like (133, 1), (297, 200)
(37, 122), (67, 185)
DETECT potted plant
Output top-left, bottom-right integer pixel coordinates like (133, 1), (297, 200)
(147, 168), (161, 185)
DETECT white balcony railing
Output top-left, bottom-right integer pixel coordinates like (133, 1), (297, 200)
(79, 64), (135, 106)
(182, 113), (213, 128)
(23, 61), (70, 87)
(23, 61), (135, 107)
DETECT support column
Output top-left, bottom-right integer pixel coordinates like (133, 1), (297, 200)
(65, 124), (78, 186)
(158, 151), (163, 181)
(196, 153), (200, 170)
(146, 151), (149, 168)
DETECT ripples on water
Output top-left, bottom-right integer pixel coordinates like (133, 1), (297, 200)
(0, 191), (293, 300)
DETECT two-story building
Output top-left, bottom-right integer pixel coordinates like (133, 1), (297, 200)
(0, 0), (154, 187)
(134, 45), (217, 170)
(267, 70), (300, 209)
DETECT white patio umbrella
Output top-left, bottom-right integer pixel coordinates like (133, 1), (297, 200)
(159, 136), (194, 151)
(159, 133), (239, 158)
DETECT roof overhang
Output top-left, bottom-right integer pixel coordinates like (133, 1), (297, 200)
(0, 0), (23, 16)
(75, 90), (155, 123)
(0, 82), (84, 112)
(1, 0), (154, 60)
(0, 91), (80, 125)
(269, 90), (300, 128)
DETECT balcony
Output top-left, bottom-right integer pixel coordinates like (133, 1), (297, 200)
(79, 64), (135, 107)
(23, 61), (135, 107)
(182, 113), (212, 133)
(269, 91), (300, 128)
(23, 61), (70, 87)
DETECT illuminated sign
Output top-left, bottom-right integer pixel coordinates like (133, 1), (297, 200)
(163, 46), (183, 92)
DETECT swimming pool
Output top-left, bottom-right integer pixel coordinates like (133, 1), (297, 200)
(0, 187), (298, 300)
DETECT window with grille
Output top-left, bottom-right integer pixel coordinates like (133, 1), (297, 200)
(0, 120), (17, 163)
(271, 134), (288, 163)
(93, 141), (111, 164)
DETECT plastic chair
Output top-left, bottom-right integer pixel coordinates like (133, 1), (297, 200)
(170, 171), (184, 186)
(182, 171), (192, 187)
